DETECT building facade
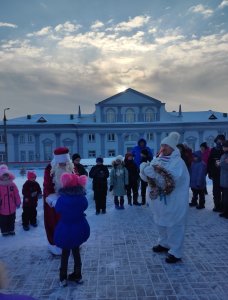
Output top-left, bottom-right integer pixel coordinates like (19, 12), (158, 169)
(0, 88), (227, 166)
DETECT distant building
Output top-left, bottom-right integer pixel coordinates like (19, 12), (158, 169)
(0, 88), (227, 166)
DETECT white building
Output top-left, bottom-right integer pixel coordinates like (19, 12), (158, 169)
(0, 88), (227, 167)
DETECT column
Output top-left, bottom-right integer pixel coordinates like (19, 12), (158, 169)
(12, 133), (19, 162)
(100, 133), (105, 157)
(34, 133), (40, 161)
(55, 133), (61, 148)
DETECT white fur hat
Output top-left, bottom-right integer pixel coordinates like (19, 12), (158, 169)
(115, 155), (124, 161)
(161, 132), (180, 149)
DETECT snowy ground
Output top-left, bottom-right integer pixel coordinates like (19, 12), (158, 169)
(1, 168), (228, 300)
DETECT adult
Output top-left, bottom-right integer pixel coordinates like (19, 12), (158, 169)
(43, 147), (74, 255)
(89, 157), (109, 214)
(131, 138), (153, 205)
(72, 153), (88, 176)
(176, 143), (191, 172)
(207, 134), (225, 212)
(140, 132), (190, 263)
(219, 140), (228, 219)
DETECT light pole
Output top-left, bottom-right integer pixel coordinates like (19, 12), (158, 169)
(3, 108), (10, 165)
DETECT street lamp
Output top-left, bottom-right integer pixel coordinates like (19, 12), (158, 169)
(3, 108), (10, 165)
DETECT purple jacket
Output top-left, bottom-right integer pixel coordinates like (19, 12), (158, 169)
(0, 179), (21, 215)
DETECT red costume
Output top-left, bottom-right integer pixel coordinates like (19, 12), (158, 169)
(43, 163), (60, 245)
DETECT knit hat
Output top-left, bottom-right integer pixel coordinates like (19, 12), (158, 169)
(27, 171), (36, 180)
(51, 147), (70, 165)
(72, 153), (81, 162)
(60, 173), (87, 188)
(96, 157), (103, 163)
(214, 134), (225, 143)
(223, 140), (228, 147)
(161, 132), (180, 150)
(0, 164), (15, 180)
(115, 155), (124, 161)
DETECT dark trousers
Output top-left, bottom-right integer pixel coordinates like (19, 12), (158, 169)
(94, 190), (106, 212)
(140, 179), (148, 204)
(0, 213), (16, 234)
(126, 182), (138, 204)
(191, 188), (205, 206)
(222, 187), (228, 215)
(114, 196), (124, 207)
(212, 176), (222, 209)
(60, 247), (81, 281)
(22, 206), (37, 226)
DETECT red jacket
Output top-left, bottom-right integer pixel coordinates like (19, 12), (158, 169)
(0, 179), (21, 215)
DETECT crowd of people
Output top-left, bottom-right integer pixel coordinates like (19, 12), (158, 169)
(0, 133), (228, 292)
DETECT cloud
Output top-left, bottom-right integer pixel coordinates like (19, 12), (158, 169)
(91, 20), (104, 30)
(0, 22), (18, 28)
(218, 0), (228, 9)
(189, 4), (214, 18)
(108, 15), (150, 32)
(0, 17), (227, 117)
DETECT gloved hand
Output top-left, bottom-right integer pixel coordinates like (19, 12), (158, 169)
(109, 185), (113, 192)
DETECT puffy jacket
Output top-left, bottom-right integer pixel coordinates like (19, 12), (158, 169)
(0, 179), (21, 215)
(220, 152), (228, 188)
(22, 180), (42, 208)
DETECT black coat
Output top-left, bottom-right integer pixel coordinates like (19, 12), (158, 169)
(89, 165), (109, 193)
(207, 146), (224, 179)
(74, 163), (88, 176)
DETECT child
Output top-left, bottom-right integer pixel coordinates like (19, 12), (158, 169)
(109, 155), (128, 209)
(54, 173), (90, 287)
(189, 151), (207, 209)
(0, 165), (21, 236)
(89, 157), (109, 214)
(22, 171), (42, 231)
(124, 153), (140, 206)
(219, 140), (228, 219)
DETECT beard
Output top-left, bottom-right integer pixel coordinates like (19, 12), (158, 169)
(51, 162), (74, 192)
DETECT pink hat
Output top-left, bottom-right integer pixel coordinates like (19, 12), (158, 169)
(0, 164), (15, 180)
(60, 173), (87, 188)
(51, 147), (71, 165)
(27, 171), (36, 180)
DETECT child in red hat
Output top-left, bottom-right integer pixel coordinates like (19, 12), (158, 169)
(22, 171), (42, 231)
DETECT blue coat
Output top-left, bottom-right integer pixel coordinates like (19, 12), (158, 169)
(54, 186), (90, 249)
(190, 160), (207, 189)
(131, 138), (153, 167)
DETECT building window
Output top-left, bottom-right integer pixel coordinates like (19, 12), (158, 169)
(125, 108), (135, 123)
(28, 151), (34, 162)
(43, 141), (53, 161)
(0, 152), (5, 162)
(108, 150), (116, 157)
(88, 150), (96, 158)
(107, 133), (115, 141)
(28, 135), (33, 143)
(145, 109), (155, 122)
(124, 134), (137, 141)
(146, 133), (154, 141)
(20, 151), (26, 162)
(63, 138), (74, 154)
(0, 134), (5, 143)
(88, 134), (95, 143)
(19, 135), (25, 144)
(106, 109), (116, 123)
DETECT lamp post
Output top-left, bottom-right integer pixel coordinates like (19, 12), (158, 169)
(3, 108), (10, 165)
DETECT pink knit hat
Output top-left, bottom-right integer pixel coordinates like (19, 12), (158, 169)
(60, 173), (87, 188)
(27, 171), (37, 180)
(0, 164), (15, 180)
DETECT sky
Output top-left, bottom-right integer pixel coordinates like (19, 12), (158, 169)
(0, 0), (228, 119)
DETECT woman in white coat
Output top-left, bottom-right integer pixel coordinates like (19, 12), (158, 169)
(140, 132), (190, 263)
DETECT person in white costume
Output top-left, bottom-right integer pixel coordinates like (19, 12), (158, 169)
(140, 132), (190, 263)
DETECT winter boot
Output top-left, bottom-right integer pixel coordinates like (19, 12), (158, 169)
(68, 272), (83, 283)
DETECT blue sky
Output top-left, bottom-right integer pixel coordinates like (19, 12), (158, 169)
(0, 0), (227, 118)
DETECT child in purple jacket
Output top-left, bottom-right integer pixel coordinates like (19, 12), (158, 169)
(0, 165), (21, 236)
